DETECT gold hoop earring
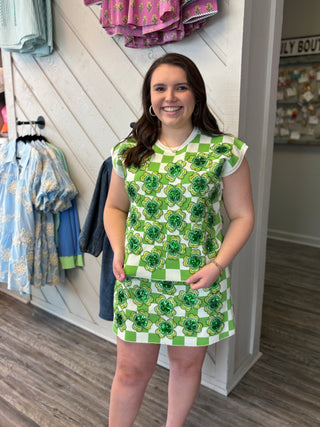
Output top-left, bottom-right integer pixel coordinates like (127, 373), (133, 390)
(149, 105), (156, 117)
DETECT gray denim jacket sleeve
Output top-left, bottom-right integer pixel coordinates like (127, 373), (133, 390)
(78, 157), (113, 256)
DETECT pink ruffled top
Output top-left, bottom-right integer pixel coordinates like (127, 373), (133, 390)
(85, 0), (218, 48)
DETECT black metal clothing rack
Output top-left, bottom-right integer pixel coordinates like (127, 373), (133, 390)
(16, 115), (45, 129)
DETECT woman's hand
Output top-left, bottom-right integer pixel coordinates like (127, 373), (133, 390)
(186, 263), (221, 290)
(113, 251), (126, 282)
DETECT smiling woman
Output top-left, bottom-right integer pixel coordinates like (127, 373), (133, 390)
(103, 52), (254, 427)
(150, 64), (195, 143)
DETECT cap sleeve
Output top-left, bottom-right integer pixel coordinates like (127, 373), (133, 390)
(221, 136), (248, 177)
(111, 139), (136, 178)
(111, 143), (125, 178)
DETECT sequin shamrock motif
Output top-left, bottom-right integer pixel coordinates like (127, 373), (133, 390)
(142, 198), (163, 220)
(189, 172), (209, 196)
(114, 310), (127, 332)
(211, 160), (225, 179)
(207, 185), (220, 204)
(126, 182), (140, 202)
(155, 318), (177, 339)
(183, 249), (205, 273)
(122, 277), (132, 287)
(137, 159), (149, 171)
(130, 311), (152, 332)
(184, 226), (204, 248)
(132, 284), (153, 306)
(155, 280), (176, 295)
(164, 184), (186, 207)
(142, 248), (165, 272)
(127, 206), (141, 229)
(127, 163), (139, 175)
(164, 160), (187, 182)
(207, 314), (224, 335)
(204, 293), (223, 314)
(141, 171), (163, 194)
(188, 154), (210, 171)
(211, 143), (232, 157)
(155, 296), (176, 317)
(209, 279), (221, 292)
(188, 199), (206, 222)
(116, 288), (129, 308)
(126, 232), (142, 255)
(180, 314), (203, 336)
(203, 237), (218, 256)
(164, 210), (187, 233)
(143, 222), (165, 244)
(205, 211), (216, 229)
(117, 141), (135, 157)
(178, 290), (201, 311)
(164, 236), (186, 259)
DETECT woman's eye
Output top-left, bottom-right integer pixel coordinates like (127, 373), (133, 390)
(177, 85), (188, 91)
(154, 86), (165, 92)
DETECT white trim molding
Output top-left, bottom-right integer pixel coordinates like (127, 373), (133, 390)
(268, 229), (320, 248)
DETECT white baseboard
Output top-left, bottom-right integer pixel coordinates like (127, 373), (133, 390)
(268, 229), (320, 248)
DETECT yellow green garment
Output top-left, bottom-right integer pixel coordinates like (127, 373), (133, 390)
(111, 128), (248, 346)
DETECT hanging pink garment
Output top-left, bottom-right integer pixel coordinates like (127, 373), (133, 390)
(84, 0), (103, 5)
(100, 0), (180, 36)
(98, 0), (218, 48)
(124, 20), (207, 48)
(182, 0), (218, 24)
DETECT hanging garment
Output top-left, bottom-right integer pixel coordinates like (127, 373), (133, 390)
(0, 138), (78, 294)
(98, 0), (218, 48)
(79, 157), (115, 321)
(84, 0), (103, 5)
(0, 0), (53, 56)
(47, 143), (84, 269)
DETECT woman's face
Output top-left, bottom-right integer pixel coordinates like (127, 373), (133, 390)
(150, 64), (196, 132)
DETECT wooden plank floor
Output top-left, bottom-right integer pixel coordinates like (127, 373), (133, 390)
(0, 239), (319, 427)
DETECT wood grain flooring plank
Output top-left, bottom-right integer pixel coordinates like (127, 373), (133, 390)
(0, 397), (39, 427)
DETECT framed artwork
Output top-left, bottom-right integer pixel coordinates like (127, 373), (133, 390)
(275, 36), (320, 145)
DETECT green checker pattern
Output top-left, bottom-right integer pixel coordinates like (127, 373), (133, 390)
(112, 131), (247, 346)
(113, 275), (235, 347)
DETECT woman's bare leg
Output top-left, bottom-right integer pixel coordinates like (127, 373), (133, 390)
(165, 345), (208, 427)
(109, 338), (160, 427)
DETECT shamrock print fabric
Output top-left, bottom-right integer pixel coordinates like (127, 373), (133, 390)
(113, 275), (234, 346)
(111, 129), (248, 346)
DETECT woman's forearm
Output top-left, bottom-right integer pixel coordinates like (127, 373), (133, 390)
(214, 215), (254, 270)
(104, 206), (127, 257)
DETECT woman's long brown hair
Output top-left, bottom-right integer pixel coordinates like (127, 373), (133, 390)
(123, 53), (223, 168)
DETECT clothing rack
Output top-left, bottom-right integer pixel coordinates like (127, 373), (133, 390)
(16, 116), (45, 129)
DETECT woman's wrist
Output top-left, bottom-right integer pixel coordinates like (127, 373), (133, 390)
(211, 259), (224, 275)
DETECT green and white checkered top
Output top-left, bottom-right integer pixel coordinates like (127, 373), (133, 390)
(112, 128), (248, 282)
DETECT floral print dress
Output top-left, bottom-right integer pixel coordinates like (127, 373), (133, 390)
(0, 140), (78, 294)
(111, 129), (248, 346)
(98, 0), (218, 48)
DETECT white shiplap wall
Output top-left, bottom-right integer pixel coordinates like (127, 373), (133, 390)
(3, 0), (250, 394)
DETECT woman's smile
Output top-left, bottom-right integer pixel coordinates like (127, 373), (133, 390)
(150, 64), (196, 132)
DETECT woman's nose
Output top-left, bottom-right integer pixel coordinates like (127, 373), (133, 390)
(165, 88), (177, 101)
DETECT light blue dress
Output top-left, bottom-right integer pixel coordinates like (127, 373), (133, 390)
(0, 139), (77, 293)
